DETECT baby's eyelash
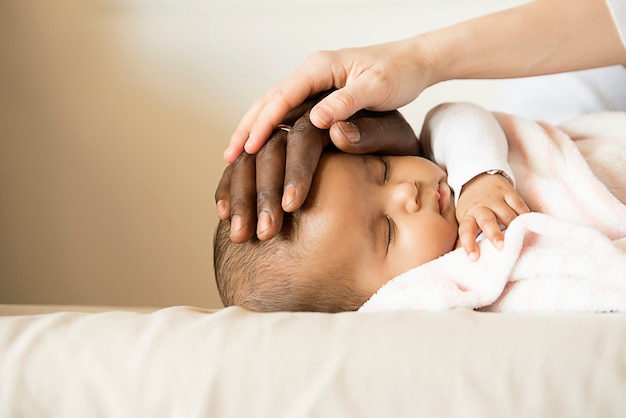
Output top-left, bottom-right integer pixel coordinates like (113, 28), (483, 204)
(386, 215), (396, 248)
(382, 158), (391, 183)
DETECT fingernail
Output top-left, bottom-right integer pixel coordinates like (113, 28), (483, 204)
(223, 144), (238, 162)
(216, 200), (226, 218)
(231, 215), (242, 233)
(257, 211), (272, 235)
(469, 251), (478, 261)
(282, 184), (296, 211)
(243, 139), (252, 154)
(496, 240), (504, 251)
(338, 121), (360, 144)
(312, 105), (334, 128)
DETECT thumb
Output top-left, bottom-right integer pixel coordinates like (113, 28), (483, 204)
(309, 85), (370, 129)
(329, 110), (420, 156)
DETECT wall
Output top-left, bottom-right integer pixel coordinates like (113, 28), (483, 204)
(0, 0), (526, 308)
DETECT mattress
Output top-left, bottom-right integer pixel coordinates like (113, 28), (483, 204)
(1, 305), (625, 417)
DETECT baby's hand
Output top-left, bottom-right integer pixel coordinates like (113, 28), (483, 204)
(455, 172), (529, 260)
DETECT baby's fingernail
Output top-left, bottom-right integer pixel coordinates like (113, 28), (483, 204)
(312, 105), (334, 128)
(338, 121), (360, 144)
(496, 240), (504, 251)
(257, 211), (272, 235)
(282, 184), (296, 211)
(230, 215), (242, 233)
(469, 252), (478, 261)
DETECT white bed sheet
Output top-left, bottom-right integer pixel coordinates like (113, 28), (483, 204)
(1, 305), (625, 417)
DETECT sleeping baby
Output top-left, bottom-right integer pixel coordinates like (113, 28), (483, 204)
(214, 102), (626, 313)
(213, 102), (530, 312)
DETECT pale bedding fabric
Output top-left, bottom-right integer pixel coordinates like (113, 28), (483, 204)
(361, 112), (626, 313)
(1, 305), (626, 418)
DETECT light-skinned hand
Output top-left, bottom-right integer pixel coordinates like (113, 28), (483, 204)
(224, 38), (435, 164)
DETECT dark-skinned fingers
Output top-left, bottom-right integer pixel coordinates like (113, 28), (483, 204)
(255, 131), (287, 240)
(283, 91), (334, 126)
(215, 165), (232, 220)
(282, 112), (329, 212)
(228, 152), (257, 243)
(458, 216), (480, 261)
(329, 110), (420, 156)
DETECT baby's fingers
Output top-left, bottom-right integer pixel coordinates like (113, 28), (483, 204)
(493, 193), (530, 227)
(475, 208), (505, 251)
(505, 192), (531, 217)
(458, 216), (480, 261)
(459, 207), (505, 261)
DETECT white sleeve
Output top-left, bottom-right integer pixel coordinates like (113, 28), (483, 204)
(421, 102), (515, 204)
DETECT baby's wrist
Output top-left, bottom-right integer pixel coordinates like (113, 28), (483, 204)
(468, 170), (512, 187)
(459, 170), (511, 197)
(483, 169), (513, 185)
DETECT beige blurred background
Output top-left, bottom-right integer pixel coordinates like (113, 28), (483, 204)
(0, 0), (527, 309)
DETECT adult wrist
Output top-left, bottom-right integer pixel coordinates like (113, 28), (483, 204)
(406, 34), (443, 88)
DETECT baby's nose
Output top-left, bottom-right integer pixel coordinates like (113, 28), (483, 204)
(391, 181), (419, 213)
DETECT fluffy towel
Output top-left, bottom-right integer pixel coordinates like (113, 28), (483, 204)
(360, 112), (626, 313)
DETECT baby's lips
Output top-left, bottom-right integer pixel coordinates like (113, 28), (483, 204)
(437, 182), (452, 214)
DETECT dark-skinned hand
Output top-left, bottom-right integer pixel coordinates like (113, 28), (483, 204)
(215, 95), (420, 243)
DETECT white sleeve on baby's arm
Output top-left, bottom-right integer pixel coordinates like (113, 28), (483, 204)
(422, 102), (515, 203)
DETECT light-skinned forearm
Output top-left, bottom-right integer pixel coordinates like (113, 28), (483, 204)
(416, 0), (626, 84)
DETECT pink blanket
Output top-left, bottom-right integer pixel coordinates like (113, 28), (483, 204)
(360, 112), (626, 313)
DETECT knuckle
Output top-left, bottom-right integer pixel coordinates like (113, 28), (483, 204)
(501, 212), (517, 225)
(290, 117), (314, 138)
(457, 219), (475, 234)
(232, 151), (253, 168)
(333, 90), (357, 114)
(256, 196), (279, 214)
(368, 70), (390, 90)
(285, 163), (310, 183)
(229, 198), (253, 217)
(287, 126), (327, 157)
(475, 209), (494, 224)
(257, 133), (286, 158)
(256, 185), (280, 203)
(307, 50), (334, 65)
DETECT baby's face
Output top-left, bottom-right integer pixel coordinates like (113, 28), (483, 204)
(299, 153), (458, 296)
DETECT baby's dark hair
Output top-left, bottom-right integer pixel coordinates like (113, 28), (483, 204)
(213, 210), (369, 312)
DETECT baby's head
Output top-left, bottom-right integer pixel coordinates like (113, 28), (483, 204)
(214, 152), (458, 312)
(213, 208), (365, 312)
